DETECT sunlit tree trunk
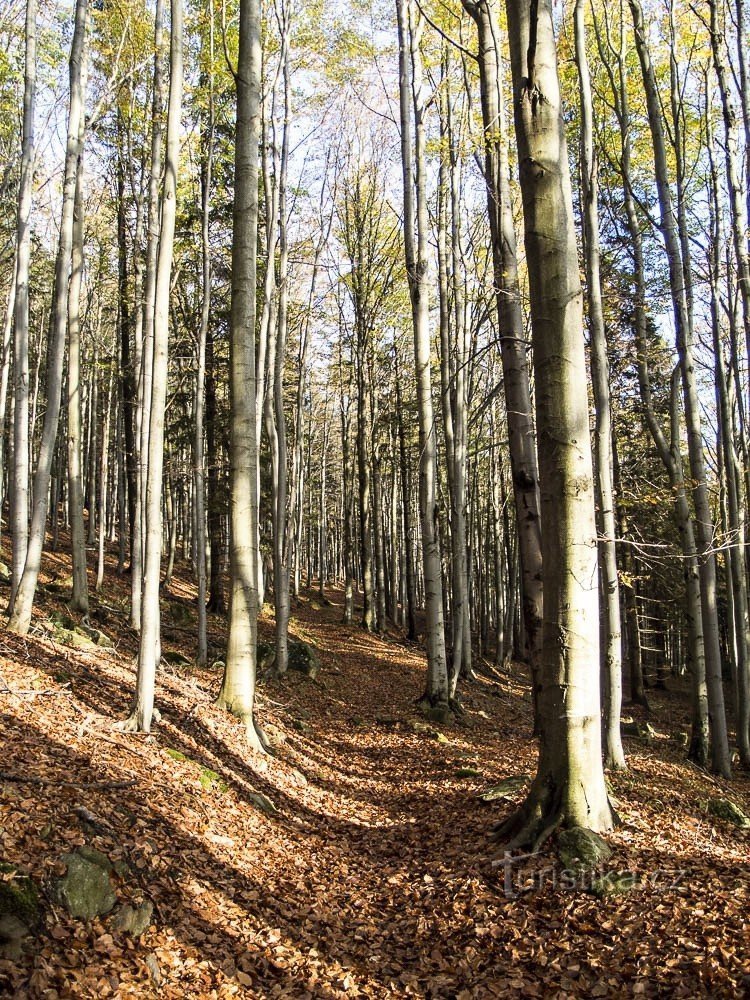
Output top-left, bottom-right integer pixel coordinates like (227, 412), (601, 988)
(119, 0), (182, 732)
(9, 0), (88, 634)
(67, 98), (89, 614)
(397, 0), (450, 714)
(9, 0), (37, 613)
(217, 0), (266, 750)
(497, 0), (614, 844)
(573, 0), (624, 770)
(629, 0), (730, 777)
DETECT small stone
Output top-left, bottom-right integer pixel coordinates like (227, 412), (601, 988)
(558, 828), (612, 871)
(113, 900), (153, 937)
(144, 953), (162, 986)
(247, 792), (277, 816)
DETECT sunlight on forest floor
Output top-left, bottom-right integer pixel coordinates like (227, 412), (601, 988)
(0, 542), (748, 997)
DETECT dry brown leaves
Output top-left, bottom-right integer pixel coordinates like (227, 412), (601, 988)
(0, 546), (748, 998)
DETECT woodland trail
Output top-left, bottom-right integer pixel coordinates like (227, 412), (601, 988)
(1, 552), (749, 998)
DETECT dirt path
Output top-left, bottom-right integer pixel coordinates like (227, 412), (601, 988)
(1, 580), (749, 997)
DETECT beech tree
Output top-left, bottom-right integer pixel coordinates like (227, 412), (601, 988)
(497, 0), (614, 844)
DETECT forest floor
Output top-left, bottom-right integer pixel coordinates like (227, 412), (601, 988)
(0, 543), (749, 998)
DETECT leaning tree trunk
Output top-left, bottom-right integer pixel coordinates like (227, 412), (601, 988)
(216, 0), (266, 751)
(118, 0), (183, 733)
(497, 0), (614, 846)
(9, 0), (88, 635)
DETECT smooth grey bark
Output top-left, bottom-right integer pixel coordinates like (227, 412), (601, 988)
(9, 0), (88, 635)
(497, 0), (614, 844)
(216, 0), (266, 750)
(9, 0), (37, 613)
(593, 4), (708, 758)
(573, 0), (624, 770)
(629, 0), (731, 777)
(67, 101), (89, 614)
(397, 0), (450, 712)
(118, 0), (182, 733)
(96, 363), (115, 591)
(264, 3), (291, 673)
(707, 0), (750, 389)
(462, 0), (543, 717)
(706, 121), (750, 767)
(132, 0), (166, 631)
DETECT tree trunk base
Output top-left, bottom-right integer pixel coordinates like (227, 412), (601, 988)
(492, 775), (616, 851)
(215, 693), (268, 753)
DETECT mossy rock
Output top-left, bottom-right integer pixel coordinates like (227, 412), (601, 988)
(557, 828), (612, 871)
(113, 900), (153, 937)
(477, 775), (530, 802)
(707, 797), (750, 828)
(0, 561), (11, 584)
(164, 748), (188, 762)
(287, 641), (321, 679)
(0, 865), (39, 928)
(55, 627), (97, 651)
(291, 718), (312, 734)
(48, 575), (74, 594)
(257, 641), (276, 672)
(199, 768), (228, 793)
(670, 730), (688, 747)
(55, 848), (116, 920)
(591, 870), (638, 899)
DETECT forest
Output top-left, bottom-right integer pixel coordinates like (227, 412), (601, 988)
(0, 0), (749, 994)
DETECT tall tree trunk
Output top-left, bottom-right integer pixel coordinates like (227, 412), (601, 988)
(9, 0), (37, 613)
(629, 0), (731, 776)
(397, 0), (450, 714)
(132, 0), (166, 630)
(573, 0), (624, 769)
(462, 0), (543, 714)
(67, 98), (89, 614)
(217, 0), (266, 751)
(9, 0), (88, 635)
(194, 4), (214, 666)
(497, 0), (614, 844)
(119, 0), (182, 732)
